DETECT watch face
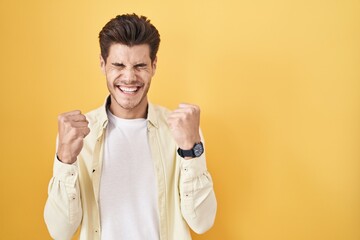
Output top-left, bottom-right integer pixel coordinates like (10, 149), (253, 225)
(193, 143), (204, 157)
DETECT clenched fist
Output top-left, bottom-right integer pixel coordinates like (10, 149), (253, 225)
(167, 103), (201, 151)
(57, 110), (90, 164)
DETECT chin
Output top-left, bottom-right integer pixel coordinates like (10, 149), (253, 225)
(114, 95), (146, 110)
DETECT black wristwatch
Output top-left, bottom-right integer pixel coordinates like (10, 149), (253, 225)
(177, 142), (204, 158)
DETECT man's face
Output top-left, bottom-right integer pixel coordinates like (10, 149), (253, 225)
(100, 43), (156, 117)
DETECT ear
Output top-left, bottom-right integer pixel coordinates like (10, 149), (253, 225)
(151, 57), (157, 76)
(100, 54), (106, 75)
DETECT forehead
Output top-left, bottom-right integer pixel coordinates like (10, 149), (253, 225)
(107, 43), (151, 63)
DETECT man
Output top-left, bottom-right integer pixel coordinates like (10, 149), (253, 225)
(44, 14), (217, 240)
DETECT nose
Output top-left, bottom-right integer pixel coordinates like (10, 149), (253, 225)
(122, 68), (136, 82)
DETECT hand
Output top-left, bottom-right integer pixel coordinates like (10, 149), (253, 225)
(57, 110), (90, 164)
(167, 103), (201, 150)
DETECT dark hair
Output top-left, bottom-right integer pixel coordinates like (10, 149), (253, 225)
(99, 13), (160, 63)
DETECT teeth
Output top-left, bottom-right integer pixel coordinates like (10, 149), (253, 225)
(119, 86), (138, 92)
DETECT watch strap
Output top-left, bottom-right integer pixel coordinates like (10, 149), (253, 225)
(177, 148), (195, 158)
(177, 142), (204, 158)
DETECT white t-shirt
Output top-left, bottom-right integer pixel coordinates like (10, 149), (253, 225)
(99, 110), (160, 240)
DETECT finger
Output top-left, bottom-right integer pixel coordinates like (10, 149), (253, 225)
(167, 112), (186, 120)
(171, 108), (197, 115)
(58, 111), (83, 123)
(69, 114), (87, 122)
(83, 127), (91, 137)
(62, 110), (82, 116)
(171, 108), (191, 114)
(69, 126), (90, 139)
(70, 121), (89, 128)
(77, 127), (90, 138)
(173, 108), (187, 112)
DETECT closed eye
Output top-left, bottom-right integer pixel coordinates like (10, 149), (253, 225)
(112, 62), (125, 68)
(134, 63), (147, 69)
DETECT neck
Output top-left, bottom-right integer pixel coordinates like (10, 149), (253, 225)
(109, 96), (148, 119)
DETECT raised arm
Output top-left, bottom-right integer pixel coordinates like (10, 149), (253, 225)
(44, 110), (90, 240)
(167, 103), (217, 233)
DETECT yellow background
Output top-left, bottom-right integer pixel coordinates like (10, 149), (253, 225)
(0, 0), (359, 239)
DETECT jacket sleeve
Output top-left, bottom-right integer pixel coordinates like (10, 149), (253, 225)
(44, 155), (82, 240)
(179, 147), (217, 234)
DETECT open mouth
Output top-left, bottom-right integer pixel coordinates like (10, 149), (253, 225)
(117, 86), (141, 94)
